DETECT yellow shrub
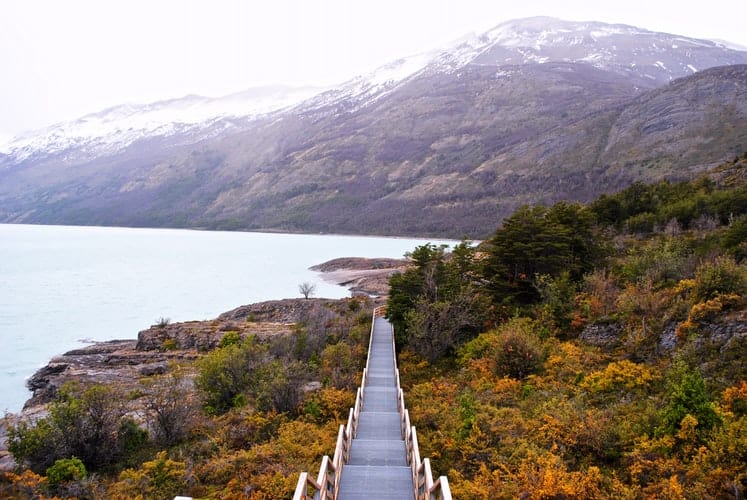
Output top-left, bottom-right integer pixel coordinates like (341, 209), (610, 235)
(689, 293), (741, 320)
(673, 278), (696, 295)
(581, 360), (659, 393)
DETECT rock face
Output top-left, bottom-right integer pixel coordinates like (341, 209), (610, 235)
(688, 319), (747, 380)
(579, 322), (624, 349)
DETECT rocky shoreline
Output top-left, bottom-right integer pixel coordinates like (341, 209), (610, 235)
(310, 257), (407, 296)
(0, 257), (402, 470)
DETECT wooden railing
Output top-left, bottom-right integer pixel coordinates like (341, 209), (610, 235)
(391, 322), (452, 500)
(293, 306), (451, 500)
(292, 308), (376, 500)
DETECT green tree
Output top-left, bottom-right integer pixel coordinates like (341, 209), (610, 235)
(386, 243), (448, 342)
(406, 285), (487, 361)
(388, 242), (487, 359)
(483, 203), (603, 307)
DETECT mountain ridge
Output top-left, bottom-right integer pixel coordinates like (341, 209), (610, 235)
(2, 18), (747, 237)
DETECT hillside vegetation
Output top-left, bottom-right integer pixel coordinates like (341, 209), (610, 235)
(2, 299), (377, 499)
(387, 153), (747, 497)
(2, 154), (746, 498)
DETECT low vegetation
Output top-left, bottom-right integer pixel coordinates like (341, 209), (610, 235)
(389, 153), (747, 498)
(2, 298), (373, 498)
(2, 153), (746, 498)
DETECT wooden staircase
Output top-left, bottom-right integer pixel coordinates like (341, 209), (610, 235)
(293, 307), (451, 500)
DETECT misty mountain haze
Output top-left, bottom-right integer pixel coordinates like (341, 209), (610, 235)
(2, 17), (747, 237)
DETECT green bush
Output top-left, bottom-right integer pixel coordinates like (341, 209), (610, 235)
(8, 384), (133, 473)
(46, 457), (87, 486)
(195, 336), (266, 414)
(7, 418), (59, 473)
(219, 330), (241, 348)
(658, 360), (722, 440)
(722, 215), (747, 261)
(620, 237), (694, 286)
(162, 338), (177, 351)
(692, 256), (747, 302)
(625, 212), (657, 234)
(118, 418), (149, 460)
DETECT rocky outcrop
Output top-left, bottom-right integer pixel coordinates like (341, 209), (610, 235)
(658, 322), (678, 352)
(20, 297), (371, 412)
(18, 299), (333, 412)
(579, 322), (624, 350)
(688, 319), (747, 380)
(23, 340), (197, 409)
(310, 257), (406, 272)
(3, 292), (378, 472)
(218, 297), (374, 323)
(135, 319), (293, 352)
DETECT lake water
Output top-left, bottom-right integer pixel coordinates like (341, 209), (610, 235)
(0, 224), (449, 413)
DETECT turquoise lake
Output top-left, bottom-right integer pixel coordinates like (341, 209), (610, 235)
(0, 224), (448, 413)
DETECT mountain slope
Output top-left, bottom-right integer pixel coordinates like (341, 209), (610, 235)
(1, 18), (747, 237)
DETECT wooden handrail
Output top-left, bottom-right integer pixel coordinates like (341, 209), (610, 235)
(293, 309), (375, 499)
(395, 360), (452, 500)
(373, 305), (388, 317)
(293, 308), (451, 500)
(292, 471), (322, 500)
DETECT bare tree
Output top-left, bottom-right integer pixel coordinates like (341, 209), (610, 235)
(298, 282), (316, 299)
(141, 364), (197, 446)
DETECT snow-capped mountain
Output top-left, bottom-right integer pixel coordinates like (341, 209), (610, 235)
(267, 16), (747, 117)
(3, 17), (746, 166)
(0, 85), (326, 164)
(2, 17), (747, 237)
(419, 16), (747, 86)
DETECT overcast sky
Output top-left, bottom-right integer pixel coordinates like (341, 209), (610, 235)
(1, 0), (746, 142)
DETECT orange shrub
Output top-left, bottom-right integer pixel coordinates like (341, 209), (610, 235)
(723, 381), (747, 416)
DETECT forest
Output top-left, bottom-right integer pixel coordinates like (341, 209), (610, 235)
(2, 153), (746, 498)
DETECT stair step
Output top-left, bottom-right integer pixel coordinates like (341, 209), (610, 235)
(347, 439), (407, 466)
(337, 465), (413, 499)
(356, 412), (402, 439)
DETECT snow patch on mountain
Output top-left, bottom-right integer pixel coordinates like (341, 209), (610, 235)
(0, 86), (326, 161)
(298, 52), (435, 114)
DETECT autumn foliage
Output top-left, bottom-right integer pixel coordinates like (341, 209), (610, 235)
(3, 156), (747, 498)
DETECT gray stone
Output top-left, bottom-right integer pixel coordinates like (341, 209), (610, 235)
(579, 322), (623, 349)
